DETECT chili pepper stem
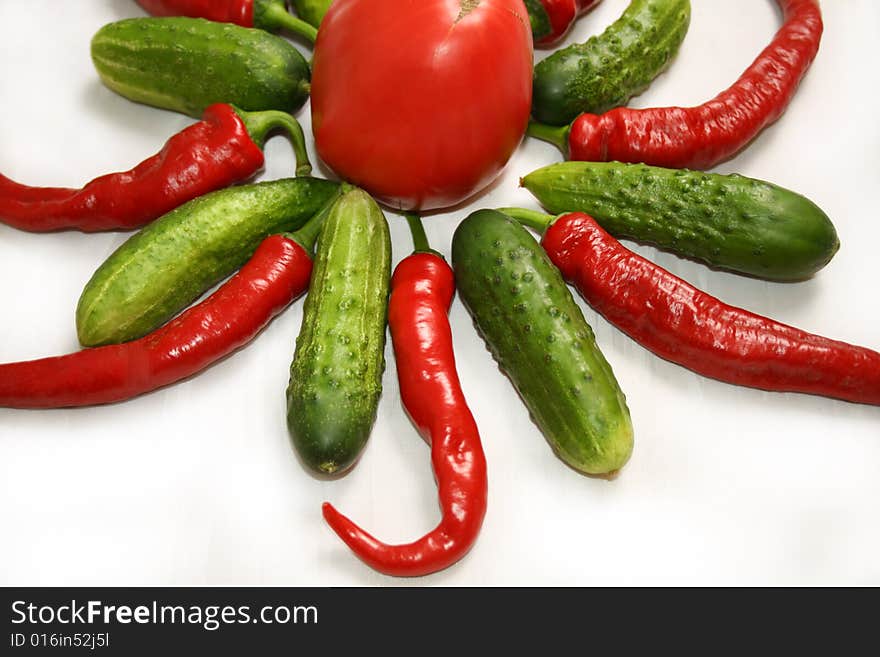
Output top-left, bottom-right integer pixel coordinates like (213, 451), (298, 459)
(286, 186), (345, 254)
(496, 207), (555, 234)
(237, 108), (312, 176)
(404, 212), (429, 252)
(526, 120), (570, 155)
(403, 212), (443, 258)
(255, 0), (318, 44)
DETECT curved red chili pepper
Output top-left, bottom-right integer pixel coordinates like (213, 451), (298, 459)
(135, 0), (318, 43)
(535, 0), (602, 48)
(136, 0), (253, 25)
(322, 228), (488, 577)
(0, 104), (310, 233)
(535, 0), (577, 47)
(532, 0), (822, 169)
(539, 211), (880, 405)
(0, 234), (312, 408)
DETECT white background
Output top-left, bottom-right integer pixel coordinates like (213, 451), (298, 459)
(1, 0), (878, 586)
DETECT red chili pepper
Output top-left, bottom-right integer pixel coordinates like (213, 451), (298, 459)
(0, 103), (310, 233)
(535, 0), (602, 48)
(137, 0), (252, 24)
(136, 0), (318, 43)
(576, 0), (601, 11)
(322, 215), (488, 577)
(507, 208), (880, 406)
(0, 195), (337, 408)
(529, 0), (822, 169)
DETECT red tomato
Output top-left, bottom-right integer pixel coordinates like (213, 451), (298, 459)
(310, 0), (534, 211)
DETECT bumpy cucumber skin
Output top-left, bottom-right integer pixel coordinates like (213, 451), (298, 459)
(76, 178), (338, 347)
(533, 0), (691, 126)
(290, 0), (333, 28)
(452, 209), (633, 476)
(286, 189), (392, 476)
(522, 161), (840, 280)
(91, 17), (311, 118)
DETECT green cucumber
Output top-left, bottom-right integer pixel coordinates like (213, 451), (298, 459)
(76, 177), (338, 347)
(452, 209), (633, 476)
(286, 188), (392, 476)
(290, 0), (334, 28)
(522, 161), (840, 280)
(91, 17), (311, 118)
(532, 0), (691, 126)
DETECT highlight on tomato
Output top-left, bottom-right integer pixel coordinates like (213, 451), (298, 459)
(310, 0), (534, 211)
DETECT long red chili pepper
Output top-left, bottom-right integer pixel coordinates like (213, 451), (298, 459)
(529, 0), (822, 169)
(535, 0), (602, 48)
(576, 0), (601, 12)
(0, 104), (310, 233)
(136, 0), (318, 43)
(137, 0), (252, 24)
(0, 196), (337, 408)
(322, 214), (488, 577)
(504, 208), (880, 406)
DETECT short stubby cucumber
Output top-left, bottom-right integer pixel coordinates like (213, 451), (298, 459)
(91, 17), (311, 117)
(532, 0), (691, 126)
(286, 188), (392, 476)
(522, 161), (840, 281)
(452, 209), (633, 476)
(76, 177), (338, 347)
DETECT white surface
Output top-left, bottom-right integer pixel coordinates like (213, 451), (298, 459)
(1, 0), (879, 586)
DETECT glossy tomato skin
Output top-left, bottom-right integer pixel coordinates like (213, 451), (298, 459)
(310, 0), (533, 211)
